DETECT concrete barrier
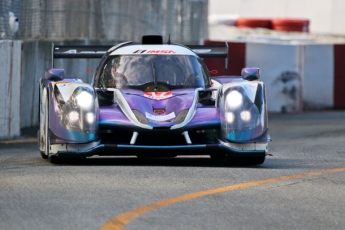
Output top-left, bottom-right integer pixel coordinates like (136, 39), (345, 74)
(302, 44), (334, 110)
(20, 40), (114, 129)
(246, 43), (303, 113)
(205, 40), (345, 113)
(20, 41), (52, 130)
(0, 40), (22, 139)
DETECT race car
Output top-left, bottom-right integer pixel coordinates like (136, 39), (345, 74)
(38, 35), (270, 165)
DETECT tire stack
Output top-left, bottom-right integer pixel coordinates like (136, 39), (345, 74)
(235, 17), (310, 32)
(236, 18), (272, 30)
(271, 18), (310, 32)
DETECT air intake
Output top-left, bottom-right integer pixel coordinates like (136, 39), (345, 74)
(142, 35), (163, 44)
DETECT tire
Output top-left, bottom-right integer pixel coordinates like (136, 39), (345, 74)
(39, 90), (49, 159)
(210, 153), (226, 160)
(227, 155), (266, 166)
(50, 156), (86, 164)
(38, 130), (48, 159)
(50, 155), (61, 164)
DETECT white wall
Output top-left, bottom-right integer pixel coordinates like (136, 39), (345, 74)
(209, 0), (345, 35)
(245, 42), (335, 112)
(246, 43), (303, 113)
(302, 45), (334, 110)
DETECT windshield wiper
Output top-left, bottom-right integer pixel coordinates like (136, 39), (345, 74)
(151, 60), (158, 91)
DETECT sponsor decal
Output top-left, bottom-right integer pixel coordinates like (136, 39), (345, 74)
(133, 50), (147, 53)
(144, 91), (172, 100)
(61, 49), (106, 54)
(147, 50), (176, 54)
(145, 111), (176, 122)
(133, 50), (176, 54)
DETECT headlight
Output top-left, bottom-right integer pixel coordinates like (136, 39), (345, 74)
(240, 110), (251, 121)
(85, 112), (95, 124)
(56, 86), (98, 133)
(225, 112), (235, 123)
(226, 90), (243, 108)
(221, 86), (262, 141)
(219, 83), (268, 142)
(76, 91), (93, 108)
(68, 111), (79, 122)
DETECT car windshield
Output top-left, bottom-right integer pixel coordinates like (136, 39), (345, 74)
(97, 54), (210, 90)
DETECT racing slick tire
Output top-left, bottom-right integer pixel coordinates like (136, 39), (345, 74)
(50, 156), (61, 164)
(210, 153), (227, 160)
(39, 92), (49, 159)
(38, 131), (48, 159)
(227, 155), (266, 166)
(50, 156), (86, 164)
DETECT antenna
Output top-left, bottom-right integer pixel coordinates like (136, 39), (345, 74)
(167, 34), (171, 44)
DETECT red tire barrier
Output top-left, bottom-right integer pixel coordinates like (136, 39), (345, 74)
(271, 18), (310, 32)
(236, 18), (272, 29)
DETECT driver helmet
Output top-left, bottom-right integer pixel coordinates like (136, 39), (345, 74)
(110, 58), (127, 88)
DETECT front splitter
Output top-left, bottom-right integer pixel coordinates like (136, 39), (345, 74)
(56, 143), (266, 157)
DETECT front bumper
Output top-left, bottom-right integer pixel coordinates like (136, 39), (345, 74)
(53, 142), (267, 157)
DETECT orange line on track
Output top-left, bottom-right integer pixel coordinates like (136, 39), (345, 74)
(100, 167), (345, 230)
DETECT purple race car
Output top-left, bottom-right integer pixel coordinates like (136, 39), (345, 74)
(38, 35), (270, 164)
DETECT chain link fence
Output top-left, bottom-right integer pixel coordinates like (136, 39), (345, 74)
(0, 0), (208, 44)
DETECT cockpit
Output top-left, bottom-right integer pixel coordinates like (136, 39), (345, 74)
(97, 54), (211, 91)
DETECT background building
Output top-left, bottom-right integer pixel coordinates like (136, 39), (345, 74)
(0, 0), (208, 44)
(209, 0), (345, 36)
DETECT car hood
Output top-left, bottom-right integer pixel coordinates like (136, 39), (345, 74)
(120, 88), (196, 127)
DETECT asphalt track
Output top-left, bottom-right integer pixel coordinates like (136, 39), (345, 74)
(1, 111), (345, 230)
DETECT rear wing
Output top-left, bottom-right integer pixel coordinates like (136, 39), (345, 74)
(52, 44), (111, 67)
(52, 42), (228, 68)
(188, 43), (228, 69)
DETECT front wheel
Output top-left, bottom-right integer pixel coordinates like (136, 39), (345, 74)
(39, 90), (49, 159)
(227, 155), (266, 166)
(50, 156), (86, 164)
(38, 130), (48, 159)
(210, 153), (227, 160)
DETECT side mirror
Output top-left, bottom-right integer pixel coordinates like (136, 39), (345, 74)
(241, 67), (260, 81)
(45, 68), (65, 81)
